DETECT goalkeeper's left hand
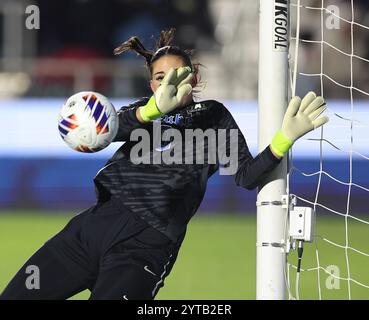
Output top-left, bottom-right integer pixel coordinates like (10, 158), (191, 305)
(270, 91), (329, 158)
(138, 67), (193, 122)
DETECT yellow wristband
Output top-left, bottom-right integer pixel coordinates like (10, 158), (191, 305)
(270, 130), (294, 157)
(138, 96), (164, 122)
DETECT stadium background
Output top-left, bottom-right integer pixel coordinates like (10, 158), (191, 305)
(0, 0), (369, 299)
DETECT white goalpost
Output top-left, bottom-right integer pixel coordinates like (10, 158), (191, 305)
(257, 0), (369, 300)
(257, 0), (289, 300)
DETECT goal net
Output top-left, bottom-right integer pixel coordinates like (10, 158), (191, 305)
(287, 0), (369, 299)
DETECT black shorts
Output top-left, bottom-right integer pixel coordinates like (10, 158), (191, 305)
(0, 199), (185, 300)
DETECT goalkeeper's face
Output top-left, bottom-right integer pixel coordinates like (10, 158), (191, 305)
(150, 54), (194, 107)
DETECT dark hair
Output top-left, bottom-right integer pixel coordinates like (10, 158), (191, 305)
(113, 28), (198, 77)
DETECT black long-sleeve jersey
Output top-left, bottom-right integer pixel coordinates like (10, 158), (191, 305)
(93, 98), (282, 242)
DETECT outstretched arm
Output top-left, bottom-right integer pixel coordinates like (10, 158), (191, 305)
(215, 92), (328, 190)
(213, 103), (282, 190)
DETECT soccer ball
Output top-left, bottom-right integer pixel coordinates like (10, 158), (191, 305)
(58, 91), (118, 153)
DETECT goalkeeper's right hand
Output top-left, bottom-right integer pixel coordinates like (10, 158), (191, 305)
(270, 91), (329, 158)
(138, 66), (193, 122)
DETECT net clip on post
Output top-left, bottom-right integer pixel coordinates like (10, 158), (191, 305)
(289, 206), (315, 243)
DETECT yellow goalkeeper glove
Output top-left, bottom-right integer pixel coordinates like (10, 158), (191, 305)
(138, 66), (193, 122)
(271, 91), (329, 157)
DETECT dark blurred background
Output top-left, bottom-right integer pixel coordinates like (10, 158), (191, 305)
(0, 0), (218, 98)
(1, 0), (368, 99)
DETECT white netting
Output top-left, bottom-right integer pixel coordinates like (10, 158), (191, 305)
(288, 0), (369, 299)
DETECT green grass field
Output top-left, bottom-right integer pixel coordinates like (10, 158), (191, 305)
(1, 212), (369, 300)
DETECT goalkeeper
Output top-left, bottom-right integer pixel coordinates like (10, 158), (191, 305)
(0, 28), (328, 300)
